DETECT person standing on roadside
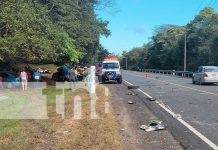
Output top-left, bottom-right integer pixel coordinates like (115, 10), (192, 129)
(74, 66), (79, 81)
(97, 64), (103, 82)
(19, 68), (28, 91)
(25, 67), (32, 81)
(68, 68), (76, 90)
(0, 75), (3, 88)
(33, 69), (41, 87)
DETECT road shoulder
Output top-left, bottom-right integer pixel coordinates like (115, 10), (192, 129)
(107, 83), (183, 150)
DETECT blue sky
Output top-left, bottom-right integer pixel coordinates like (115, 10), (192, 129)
(96, 0), (218, 54)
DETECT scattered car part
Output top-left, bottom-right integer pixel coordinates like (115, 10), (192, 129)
(127, 92), (137, 96)
(172, 114), (182, 119)
(147, 97), (156, 101)
(128, 101), (134, 104)
(127, 85), (139, 89)
(140, 120), (166, 132)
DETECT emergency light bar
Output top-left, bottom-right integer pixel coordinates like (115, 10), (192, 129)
(103, 55), (118, 61)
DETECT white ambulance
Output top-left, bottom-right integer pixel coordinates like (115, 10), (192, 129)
(101, 56), (122, 84)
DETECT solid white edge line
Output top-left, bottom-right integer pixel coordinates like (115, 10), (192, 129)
(123, 79), (218, 150)
(123, 79), (153, 99)
(123, 79), (133, 86)
(138, 89), (153, 99)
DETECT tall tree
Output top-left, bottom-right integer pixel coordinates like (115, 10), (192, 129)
(0, 0), (110, 65)
(121, 7), (218, 71)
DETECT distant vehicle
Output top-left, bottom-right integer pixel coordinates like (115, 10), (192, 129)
(0, 72), (20, 88)
(101, 55), (122, 84)
(192, 66), (218, 85)
(38, 68), (51, 74)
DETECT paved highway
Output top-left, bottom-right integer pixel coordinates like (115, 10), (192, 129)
(122, 70), (218, 150)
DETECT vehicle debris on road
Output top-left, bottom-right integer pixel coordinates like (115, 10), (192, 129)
(140, 120), (167, 132)
(172, 114), (182, 119)
(127, 85), (140, 89)
(147, 97), (156, 101)
(127, 92), (138, 96)
(128, 101), (134, 104)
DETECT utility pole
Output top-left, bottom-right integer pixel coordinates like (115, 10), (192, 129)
(184, 31), (187, 71)
(125, 56), (128, 70)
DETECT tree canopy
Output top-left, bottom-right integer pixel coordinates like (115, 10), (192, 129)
(0, 0), (110, 65)
(120, 7), (218, 71)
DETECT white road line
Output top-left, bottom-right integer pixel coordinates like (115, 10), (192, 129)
(123, 79), (133, 86)
(137, 89), (153, 99)
(125, 73), (218, 96)
(123, 79), (218, 150)
(123, 80), (152, 99)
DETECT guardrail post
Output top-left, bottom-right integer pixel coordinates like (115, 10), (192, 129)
(145, 69), (192, 78)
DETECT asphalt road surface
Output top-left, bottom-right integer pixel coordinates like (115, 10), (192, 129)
(107, 83), (183, 150)
(121, 70), (218, 150)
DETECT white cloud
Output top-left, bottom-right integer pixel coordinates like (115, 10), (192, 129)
(134, 26), (147, 34)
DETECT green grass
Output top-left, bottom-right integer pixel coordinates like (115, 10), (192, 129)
(0, 120), (22, 137)
(0, 66), (123, 149)
(0, 119), (33, 149)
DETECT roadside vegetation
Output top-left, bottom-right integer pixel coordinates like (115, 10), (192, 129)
(0, 0), (123, 149)
(120, 7), (218, 71)
(0, 64), (122, 149)
(0, 0), (110, 66)
(0, 80), (123, 149)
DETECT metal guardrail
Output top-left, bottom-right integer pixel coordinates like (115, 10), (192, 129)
(144, 69), (193, 78)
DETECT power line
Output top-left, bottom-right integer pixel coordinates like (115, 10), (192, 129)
(211, 0), (218, 7)
(196, 0), (217, 14)
(208, 0), (216, 6)
(196, 0), (206, 14)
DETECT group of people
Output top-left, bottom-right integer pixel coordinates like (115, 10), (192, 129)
(0, 65), (92, 91)
(67, 66), (89, 89)
(0, 67), (41, 91)
(19, 68), (41, 91)
(67, 66), (80, 82)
